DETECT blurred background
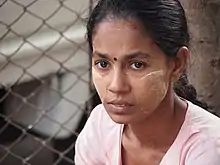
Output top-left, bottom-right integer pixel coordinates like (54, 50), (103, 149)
(0, 0), (100, 164)
(0, 0), (220, 165)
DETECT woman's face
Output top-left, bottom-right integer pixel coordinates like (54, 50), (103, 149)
(92, 19), (175, 124)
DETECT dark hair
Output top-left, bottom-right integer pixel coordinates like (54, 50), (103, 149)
(87, 0), (207, 108)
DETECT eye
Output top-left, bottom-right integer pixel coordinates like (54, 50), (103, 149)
(95, 60), (110, 69)
(130, 62), (146, 70)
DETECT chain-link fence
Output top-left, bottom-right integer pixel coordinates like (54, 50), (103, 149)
(0, 0), (100, 164)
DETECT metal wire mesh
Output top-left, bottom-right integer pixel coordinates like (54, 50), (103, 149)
(0, 0), (99, 164)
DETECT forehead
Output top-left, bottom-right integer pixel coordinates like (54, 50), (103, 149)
(95, 19), (144, 35)
(92, 19), (156, 57)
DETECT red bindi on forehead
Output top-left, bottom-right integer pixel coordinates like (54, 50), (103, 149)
(130, 23), (138, 30)
(113, 57), (117, 61)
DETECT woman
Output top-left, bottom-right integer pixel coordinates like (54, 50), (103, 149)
(75, 0), (220, 164)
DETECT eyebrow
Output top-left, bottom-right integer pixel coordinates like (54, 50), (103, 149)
(92, 51), (150, 60)
(92, 52), (109, 59)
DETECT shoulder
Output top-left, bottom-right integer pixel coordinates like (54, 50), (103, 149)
(184, 131), (220, 164)
(77, 103), (119, 138)
(88, 103), (121, 130)
(187, 101), (220, 134)
(90, 104), (122, 140)
(75, 104), (121, 164)
(76, 103), (121, 147)
(183, 101), (220, 164)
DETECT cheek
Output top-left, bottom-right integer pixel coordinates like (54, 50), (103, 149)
(92, 69), (107, 102)
(131, 71), (169, 111)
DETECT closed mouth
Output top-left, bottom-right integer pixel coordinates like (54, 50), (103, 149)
(107, 100), (134, 107)
(110, 104), (131, 107)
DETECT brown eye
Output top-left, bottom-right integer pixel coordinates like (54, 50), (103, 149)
(131, 62), (146, 69)
(95, 61), (109, 68)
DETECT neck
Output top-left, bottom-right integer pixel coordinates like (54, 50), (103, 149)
(124, 92), (186, 149)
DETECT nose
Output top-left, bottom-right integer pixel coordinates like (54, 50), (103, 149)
(107, 69), (131, 94)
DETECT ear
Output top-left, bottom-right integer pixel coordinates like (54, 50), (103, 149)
(171, 46), (189, 81)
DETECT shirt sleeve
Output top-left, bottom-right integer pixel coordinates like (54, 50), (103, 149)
(74, 105), (105, 165)
(185, 135), (220, 165)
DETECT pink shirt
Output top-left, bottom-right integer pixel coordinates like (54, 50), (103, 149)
(75, 100), (220, 165)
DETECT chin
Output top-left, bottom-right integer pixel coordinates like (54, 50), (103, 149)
(107, 113), (135, 125)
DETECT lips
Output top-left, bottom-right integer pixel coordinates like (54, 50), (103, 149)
(107, 100), (133, 106)
(106, 100), (134, 113)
